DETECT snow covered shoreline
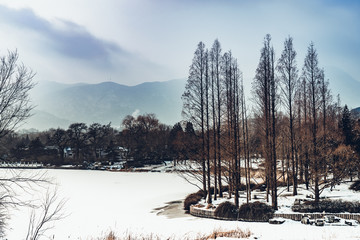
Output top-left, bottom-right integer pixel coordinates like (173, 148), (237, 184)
(1, 169), (360, 239)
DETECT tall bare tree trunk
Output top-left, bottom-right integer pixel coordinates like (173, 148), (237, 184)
(205, 51), (212, 204)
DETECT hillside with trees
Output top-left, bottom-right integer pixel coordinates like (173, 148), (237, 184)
(25, 79), (185, 130)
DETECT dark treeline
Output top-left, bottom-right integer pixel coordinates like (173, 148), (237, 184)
(182, 35), (360, 209)
(0, 114), (198, 168)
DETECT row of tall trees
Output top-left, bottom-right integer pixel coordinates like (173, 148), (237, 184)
(253, 34), (278, 207)
(182, 40), (251, 206)
(182, 35), (360, 209)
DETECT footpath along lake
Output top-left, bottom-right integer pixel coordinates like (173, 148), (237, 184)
(2, 169), (360, 239)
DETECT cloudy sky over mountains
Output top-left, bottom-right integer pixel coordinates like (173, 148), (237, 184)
(0, 0), (359, 88)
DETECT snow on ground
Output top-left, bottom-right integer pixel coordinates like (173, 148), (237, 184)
(134, 160), (202, 172)
(197, 177), (360, 215)
(1, 169), (360, 240)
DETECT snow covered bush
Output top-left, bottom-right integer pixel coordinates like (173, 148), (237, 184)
(238, 201), (274, 222)
(183, 190), (206, 212)
(350, 180), (360, 191)
(214, 201), (238, 220)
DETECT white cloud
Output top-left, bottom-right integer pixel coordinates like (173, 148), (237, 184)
(0, 0), (359, 88)
(131, 109), (140, 118)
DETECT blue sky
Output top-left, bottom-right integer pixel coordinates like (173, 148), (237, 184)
(0, 0), (359, 92)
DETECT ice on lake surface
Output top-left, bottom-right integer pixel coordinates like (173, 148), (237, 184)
(2, 169), (360, 240)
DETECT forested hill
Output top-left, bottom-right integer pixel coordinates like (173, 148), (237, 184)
(24, 79), (186, 131)
(351, 107), (360, 119)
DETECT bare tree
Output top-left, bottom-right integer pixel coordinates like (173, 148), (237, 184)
(88, 123), (112, 161)
(204, 50), (212, 204)
(0, 50), (35, 138)
(277, 36), (299, 195)
(182, 41), (207, 192)
(223, 51), (242, 207)
(212, 40), (224, 198)
(318, 72), (332, 180)
(0, 50), (66, 235)
(300, 77), (311, 189)
(0, 169), (51, 236)
(302, 42), (322, 202)
(209, 41), (218, 200)
(252, 34), (278, 209)
(67, 123), (88, 163)
(0, 49), (36, 235)
(49, 128), (69, 164)
(25, 187), (66, 240)
(240, 77), (251, 203)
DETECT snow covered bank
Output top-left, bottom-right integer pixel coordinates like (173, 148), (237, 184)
(1, 169), (360, 240)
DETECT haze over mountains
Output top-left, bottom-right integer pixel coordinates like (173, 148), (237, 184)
(22, 66), (360, 132)
(24, 79), (186, 131)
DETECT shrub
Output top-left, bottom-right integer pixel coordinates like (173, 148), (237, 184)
(183, 190), (206, 212)
(350, 180), (360, 191)
(218, 184), (256, 193)
(196, 189), (206, 198)
(252, 183), (267, 191)
(238, 201), (274, 221)
(276, 181), (289, 187)
(238, 183), (257, 191)
(220, 185), (229, 193)
(208, 185), (230, 195)
(214, 201), (238, 219)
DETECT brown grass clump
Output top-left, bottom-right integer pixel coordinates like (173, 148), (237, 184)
(101, 231), (163, 240)
(105, 231), (117, 240)
(202, 227), (252, 239)
(183, 189), (206, 211)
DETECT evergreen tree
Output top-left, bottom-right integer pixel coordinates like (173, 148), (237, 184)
(339, 105), (354, 146)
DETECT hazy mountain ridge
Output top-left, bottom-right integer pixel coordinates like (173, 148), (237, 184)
(351, 107), (360, 119)
(21, 66), (360, 131)
(24, 79), (186, 131)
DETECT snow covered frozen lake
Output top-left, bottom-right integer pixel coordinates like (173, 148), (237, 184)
(2, 169), (360, 239)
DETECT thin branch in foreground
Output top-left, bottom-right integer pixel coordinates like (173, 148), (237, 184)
(25, 187), (67, 240)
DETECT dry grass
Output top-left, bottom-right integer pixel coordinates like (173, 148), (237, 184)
(98, 228), (252, 240)
(105, 231), (116, 240)
(202, 227), (252, 239)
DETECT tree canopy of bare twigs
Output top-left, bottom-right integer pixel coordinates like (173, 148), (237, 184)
(25, 187), (66, 240)
(0, 169), (52, 236)
(0, 50), (66, 238)
(0, 50), (36, 137)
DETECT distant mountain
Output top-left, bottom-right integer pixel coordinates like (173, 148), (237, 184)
(351, 107), (360, 119)
(23, 79), (186, 131)
(22, 66), (360, 131)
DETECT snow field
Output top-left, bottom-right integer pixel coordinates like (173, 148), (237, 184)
(1, 169), (360, 240)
